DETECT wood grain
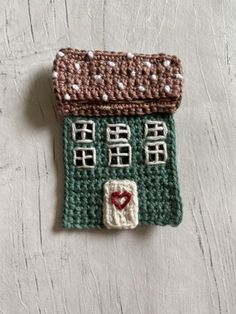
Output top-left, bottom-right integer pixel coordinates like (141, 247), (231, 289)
(0, 0), (235, 313)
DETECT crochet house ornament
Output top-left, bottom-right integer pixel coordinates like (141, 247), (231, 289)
(52, 49), (183, 230)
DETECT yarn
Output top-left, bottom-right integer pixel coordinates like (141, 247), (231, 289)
(103, 180), (139, 229)
(63, 113), (182, 229)
(52, 49), (183, 117)
(111, 191), (132, 210)
(52, 49), (184, 230)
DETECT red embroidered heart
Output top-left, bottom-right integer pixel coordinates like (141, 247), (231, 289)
(111, 191), (132, 210)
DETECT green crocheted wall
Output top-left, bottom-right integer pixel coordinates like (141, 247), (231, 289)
(63, 114), (182, 229)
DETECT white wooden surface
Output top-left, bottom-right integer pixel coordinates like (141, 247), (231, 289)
(0, 1), (236, 313)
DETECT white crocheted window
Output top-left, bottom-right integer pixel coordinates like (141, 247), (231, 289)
(72, 120), (95, 142)
(108, 143), (131, 167)
(106, 124), (130, 142)
(145, 141), (167, 165)
(145, 121), (167, 140)
(73, 147), (96, 168)
(107, 124), (132, 167)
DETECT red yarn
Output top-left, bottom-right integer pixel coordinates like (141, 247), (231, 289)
(111, 191), (132, 210)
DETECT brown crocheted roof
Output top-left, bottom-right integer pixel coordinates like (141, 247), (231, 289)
(52, 49), (183, 116)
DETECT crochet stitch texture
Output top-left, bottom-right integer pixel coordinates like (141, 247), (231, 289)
(63, 114), (182, 228)
(52, 49), (184, 229)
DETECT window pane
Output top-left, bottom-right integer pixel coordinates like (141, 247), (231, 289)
(75, 122), (83, 129)
(148, 144), (156, 151)
(76, 150), (83, 158)
(111, 156), (118, 165)
(145, 121), (167, 140)
(110, 133), (116, 140)
(111, 147), (117, 154)
(86, 132), (93, 140)
(158, 153), (165, 162)
(107, 124), (130, 142)
(84, 150), (93, 157)
(86, 124), (93, 131)
(120, 146), (129, 154)
(148, 153), (156, 162)
(120, 155), (130, 165)
(72, 120), (95, 142)
(75, 132), (82, 141)
(74, 148), (96, 168)
(75, 159), (83, 167)
(145, 141), (167, 165)
(85, 158), (94, 166)
(158, 129), (164, 136)
(119, 133), (127, 139)
(109, 144), (131, 167)
(147, 130), (156, 137)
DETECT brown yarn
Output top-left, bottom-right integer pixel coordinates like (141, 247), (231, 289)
(52, 49), (183, 117)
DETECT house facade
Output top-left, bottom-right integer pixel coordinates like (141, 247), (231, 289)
(52, 49), (183, 229)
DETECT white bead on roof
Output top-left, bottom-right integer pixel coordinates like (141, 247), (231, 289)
(164, 85), (171, 93)
(64, 93), (71, 100)
(75, 63), (80, 71)
(138, 85), (145, 92)
(163, 60), (171, 67)
(57, 51), (65, 57)
(88, 51), (94, 59)
(127, 52), (134, 59)
(102, 94), (108, 101)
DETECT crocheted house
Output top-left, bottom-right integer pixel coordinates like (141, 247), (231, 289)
(52, 49), (183, 230)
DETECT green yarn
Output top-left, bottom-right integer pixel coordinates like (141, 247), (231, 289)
(63, 114), (182, 229)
